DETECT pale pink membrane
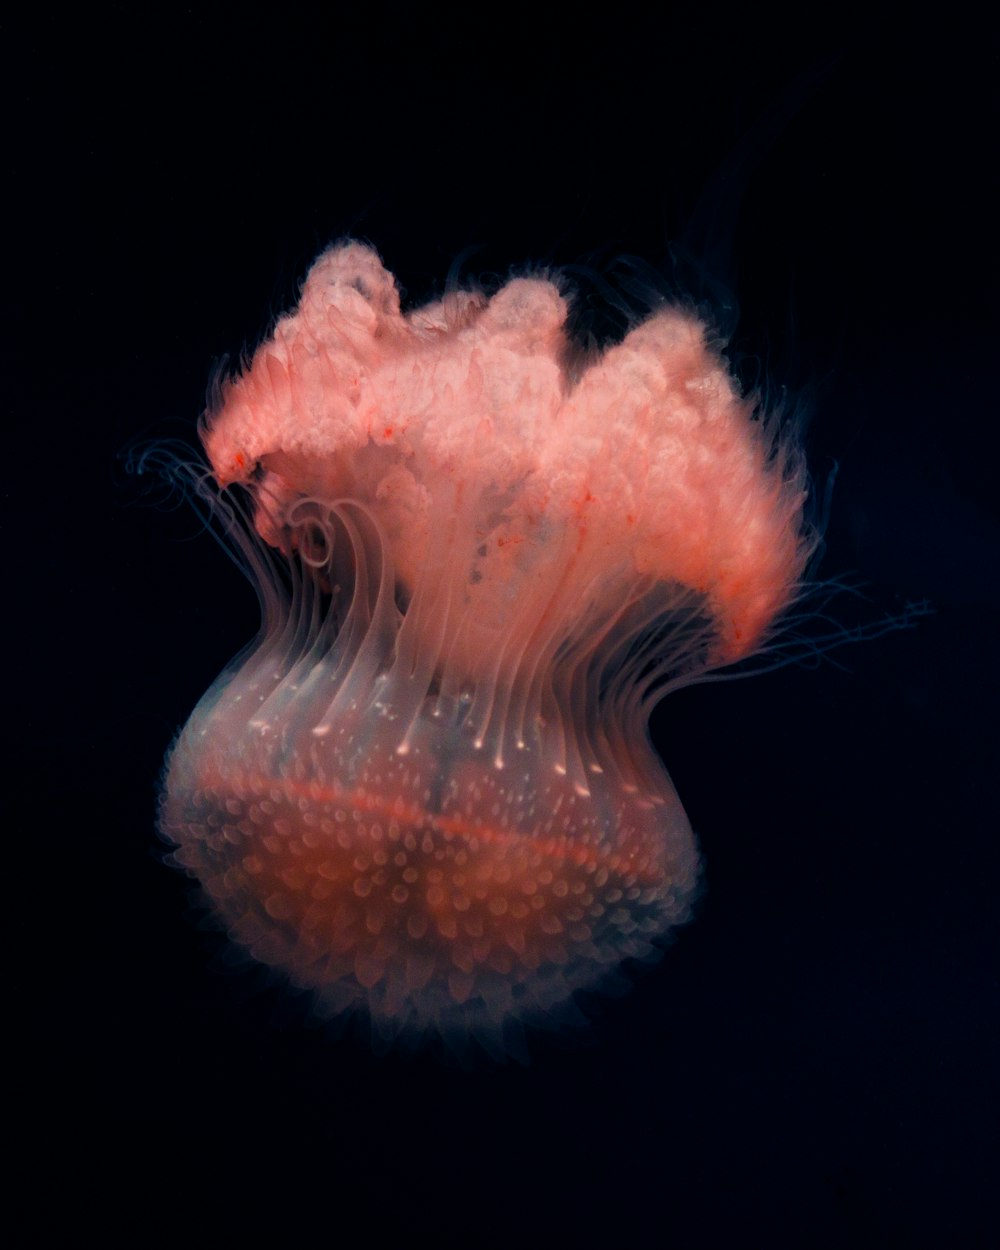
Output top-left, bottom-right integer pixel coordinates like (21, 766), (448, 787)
(161, 243), (812, 1058)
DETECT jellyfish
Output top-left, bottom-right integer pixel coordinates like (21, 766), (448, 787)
(159, 242), (814, 1058)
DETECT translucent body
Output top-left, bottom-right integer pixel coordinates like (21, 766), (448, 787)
(163, 551), (698, 1046)
(160, 243), (812, 1056)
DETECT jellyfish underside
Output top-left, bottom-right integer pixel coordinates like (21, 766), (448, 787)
(160, 243), (811, 1058)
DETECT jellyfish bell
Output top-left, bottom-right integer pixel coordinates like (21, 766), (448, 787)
(159, 241), (814, 1059)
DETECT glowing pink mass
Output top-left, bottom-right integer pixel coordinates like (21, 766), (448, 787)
(160, 242), (814, 1055)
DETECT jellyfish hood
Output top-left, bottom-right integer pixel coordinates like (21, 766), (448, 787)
(162, 243), (813, 1057)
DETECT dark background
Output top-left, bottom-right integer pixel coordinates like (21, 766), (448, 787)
(11, 11), (996, 1246)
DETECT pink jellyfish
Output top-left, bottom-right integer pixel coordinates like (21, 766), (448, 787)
(160, 242), (813, 1056)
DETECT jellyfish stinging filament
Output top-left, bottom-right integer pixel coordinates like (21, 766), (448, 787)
(160, 243), (812, 1055)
